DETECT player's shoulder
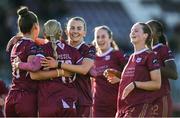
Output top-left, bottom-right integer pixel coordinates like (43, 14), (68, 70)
(111, 49), (124, 56)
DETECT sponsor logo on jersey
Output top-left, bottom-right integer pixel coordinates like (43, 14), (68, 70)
(105, 55), (110, 60)
(136, 57), (142, 63)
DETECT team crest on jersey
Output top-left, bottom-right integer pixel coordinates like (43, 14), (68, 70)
(136, 57), (142, 63)
(105, 55), (110, 60)
(57, 42), (65, 49)
(154, 51), (158, 55)
(152, 59), (158, 64)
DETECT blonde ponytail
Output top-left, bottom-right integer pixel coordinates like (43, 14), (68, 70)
(43, 19), (63, 60)
(50, 36), (58, 60)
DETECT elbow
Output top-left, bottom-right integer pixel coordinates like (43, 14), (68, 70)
(172, 72), (178, 80)
(154, 81), (161, 90)
(81, 70), (88, 75)
(30, 73), (39, 80)
(156, 83), (161, 90)
(80, 67), (91, 75)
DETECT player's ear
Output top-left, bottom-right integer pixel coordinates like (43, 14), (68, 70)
(65, 29), (68, 36)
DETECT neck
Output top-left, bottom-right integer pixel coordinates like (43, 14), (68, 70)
(23, 33), (33, 40)
(133, 43), (146, 52)
(68, 39), (82, 47)
(98, 47), (111, 54)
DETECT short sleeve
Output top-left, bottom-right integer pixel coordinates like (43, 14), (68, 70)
(26, 42), (39, 56)
(114, 50), (127, 69)
(161, 45), (174, 63)
(147, 52), (160, 71)
(83, 45), (96, 60)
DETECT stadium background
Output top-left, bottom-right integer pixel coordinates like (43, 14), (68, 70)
(0, 0), (179, 116)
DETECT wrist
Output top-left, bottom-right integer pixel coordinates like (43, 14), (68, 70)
(61, 69), (64, 76)
(56, 69), (60, 77)
(133, 81), (137, 89)
(15, 62), (20, 69)
(58, 61), (62, 68)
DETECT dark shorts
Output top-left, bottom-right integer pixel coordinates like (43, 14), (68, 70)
(93, 104), (117, 117)
(76, 105), (91, 117)
(116, 103), (153, 117)
(38, 83), (78, 117)
(4, 90), (38, 117)
(151, 94), (172, 117)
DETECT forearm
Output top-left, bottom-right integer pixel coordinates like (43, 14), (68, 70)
(18, 56), (41, 72)
(30, 69), (64, 80)
(135, 80), (161, 91)
(161, 61), (178, 80)
(61, 61), (93, 75)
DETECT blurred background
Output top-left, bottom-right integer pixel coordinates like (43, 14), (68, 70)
(0, 0), (179, 116)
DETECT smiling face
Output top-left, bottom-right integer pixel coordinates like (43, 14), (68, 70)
(95, 28), (112, 52)
(130, 23), (147, 45)
(66, 19), (86, 44)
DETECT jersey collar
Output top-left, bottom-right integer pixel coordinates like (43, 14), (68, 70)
(97, 47), (113, 57)
(152, 43), (163, 50)
(134, 48), (149, 55)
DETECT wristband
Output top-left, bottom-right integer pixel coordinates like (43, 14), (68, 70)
(15, 62), (20, 69)
(61, 69), (64, 76)
(56, 69), (60, 77)
(133, 81), (137, 88)
(58, 61), (62, 68)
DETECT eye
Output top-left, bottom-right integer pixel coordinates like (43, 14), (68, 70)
(96, 36), (100, 39)
(70, 26), (75, 30)
(77, 26), (82, 31)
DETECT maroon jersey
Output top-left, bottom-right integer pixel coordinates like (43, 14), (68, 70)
(74, 42), (96, 106)
(117, 48), (160, 111)
(151, 43), (174, 117)
(10, 38), (39, 92)
(152, 43), (174, 96)
(91, 48), (126, 116)
(38, 40), (82, 116)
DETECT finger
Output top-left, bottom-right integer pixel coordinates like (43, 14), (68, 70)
(41, 58), (49, 62)
(41, 63), (49, 67)
(40, 61), (48, 64)
(43, 67), (50, 70)
(46, 57), (54, 60)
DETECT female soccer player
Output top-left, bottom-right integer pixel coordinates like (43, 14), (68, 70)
(30, 19), (83, 117)
(146, 20), (178, 116)
(116, 22), (161, 117)
(90, 25), (127, 117)
(5, 6), (40, 117)
(41, 17), (96, 117)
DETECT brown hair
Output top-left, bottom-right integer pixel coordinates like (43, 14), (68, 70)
(138, 22), (153, 49)
(67, 16), (87, 32)
(17, 6), (38, 34)
(93, 25), (119, 50)
(146, 20), (167, 45)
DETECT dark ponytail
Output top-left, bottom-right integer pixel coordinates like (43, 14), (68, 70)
(17, 6), (38, 34)
(146, 20), (167, 45)
(138, 22), (153, 50)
